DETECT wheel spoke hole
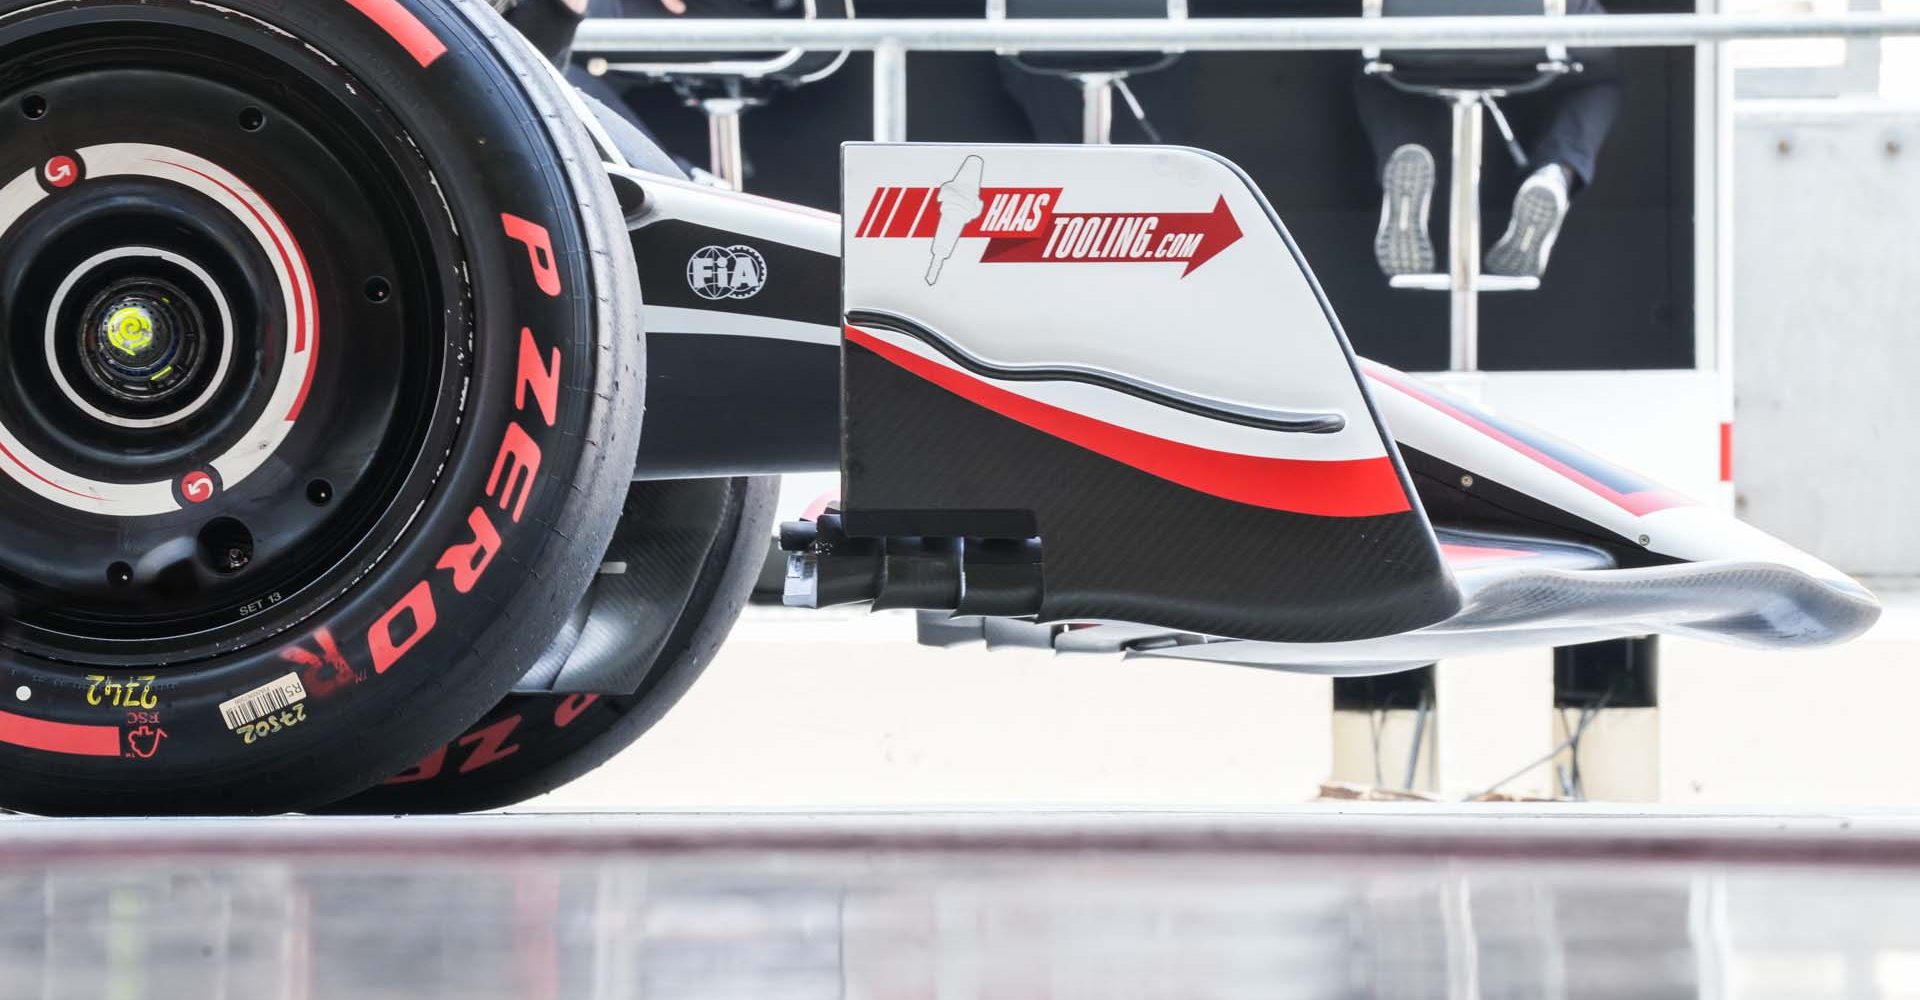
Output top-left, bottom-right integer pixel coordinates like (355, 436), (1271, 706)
(107, 561), (133, 587)
(306, 479), (333, 506)
(238, 106), (265, 131)
(20, 94), (45, 120)
(364, 277), (391, 303)
(197, 518), (253, 574)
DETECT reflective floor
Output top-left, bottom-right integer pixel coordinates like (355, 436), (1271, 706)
(1, 809), (1918, 999)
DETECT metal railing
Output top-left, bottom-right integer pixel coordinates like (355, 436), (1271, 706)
(576, 11), (1920, 372)
(576, 12), (1920, 53)
(576, 11), (1920, 145)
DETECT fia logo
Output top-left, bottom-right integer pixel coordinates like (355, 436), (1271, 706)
(686, 245), (767, 301)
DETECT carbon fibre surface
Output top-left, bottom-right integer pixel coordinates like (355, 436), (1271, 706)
(841, 342), (1461, 644)
(543, 479), (737, 694)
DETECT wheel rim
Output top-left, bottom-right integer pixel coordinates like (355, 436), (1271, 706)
(0, 9), (463, 661)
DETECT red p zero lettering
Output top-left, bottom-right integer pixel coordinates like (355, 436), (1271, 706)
(456, 715), (523, 774)
(516, 328), (561, 427)
(369, 581), (438, 674)
(553, 694), (599, 729)
(279, 627), (358, 696)
(500, 213), (562, 297)
(437, 507), (502, 595)
(487, 422), (541, 523)
(383, 745), (448, 785)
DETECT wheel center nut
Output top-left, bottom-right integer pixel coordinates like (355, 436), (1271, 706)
(75, 279), (205, 406)
(101, 300), (165, 368)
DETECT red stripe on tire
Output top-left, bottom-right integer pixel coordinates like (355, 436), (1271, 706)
(846, 325), (1411, 519)
(0, 711), (120, 756)
(342, 0), (448, 68)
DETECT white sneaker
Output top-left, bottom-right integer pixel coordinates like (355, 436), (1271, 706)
(1374, 144), (1435, 277)
(1486, 166), (1571, 278)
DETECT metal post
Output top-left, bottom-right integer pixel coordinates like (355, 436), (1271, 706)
(704, 99), (747, 191)
(1081, 74), (1115, 145)
(873, 40), (908, 142)
(1447, 94), (1484, 373)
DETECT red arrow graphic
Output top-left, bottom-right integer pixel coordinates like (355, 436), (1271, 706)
(977, 196), (1243, 277)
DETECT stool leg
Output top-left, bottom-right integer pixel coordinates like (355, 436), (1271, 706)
(1447, 94), (1484, 373)
(1081, 74), (1116, 146)
(873, 42), (909, 143)
(705, 99), (747, 191)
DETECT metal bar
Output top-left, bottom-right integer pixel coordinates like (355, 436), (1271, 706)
(1448, 95), (1483, 374)
(704, 100), (747, 190)
(873, 41), (908, 142)
(1081, 75), (1115, 146)
(576, 12), (1920, 53)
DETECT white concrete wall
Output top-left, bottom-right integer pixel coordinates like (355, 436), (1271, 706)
(1733, 101), (1920, 575)
(1661, 590), (1920, 805)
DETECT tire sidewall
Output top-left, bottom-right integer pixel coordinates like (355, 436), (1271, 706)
(0, 0), (642, 814)
(334, 476), (777, 814)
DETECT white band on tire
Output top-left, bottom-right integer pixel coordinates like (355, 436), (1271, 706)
(43, 246), (235, 429)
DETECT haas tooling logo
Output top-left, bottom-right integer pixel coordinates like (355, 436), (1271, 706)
(854, 154), (1244, 286)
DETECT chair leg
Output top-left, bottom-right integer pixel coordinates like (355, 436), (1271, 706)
(1080, 74), (1117, 146)
(703, 98), (747, 190)
(1446, 93), (1485, 373)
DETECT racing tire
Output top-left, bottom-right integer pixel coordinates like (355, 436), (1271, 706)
(328, 476), (777, 813)
(0, 0), (642, 814)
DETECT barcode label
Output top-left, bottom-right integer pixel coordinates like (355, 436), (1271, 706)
(219, 673), (308, 730)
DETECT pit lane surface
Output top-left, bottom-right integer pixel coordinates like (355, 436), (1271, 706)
(2, 807), (1919, 998)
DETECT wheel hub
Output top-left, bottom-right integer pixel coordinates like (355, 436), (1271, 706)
(79, 279), (203, 405)
(0, 34), (459, 660)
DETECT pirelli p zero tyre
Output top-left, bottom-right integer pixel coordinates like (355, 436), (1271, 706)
(329, 475), (777, 814)
(0, 0), (643, 814)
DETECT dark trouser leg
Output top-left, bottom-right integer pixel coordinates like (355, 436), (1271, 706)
(1353, 70), (1447, 184)
(1523, 48), (1624, 193)
(504, 0), (586, 66)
